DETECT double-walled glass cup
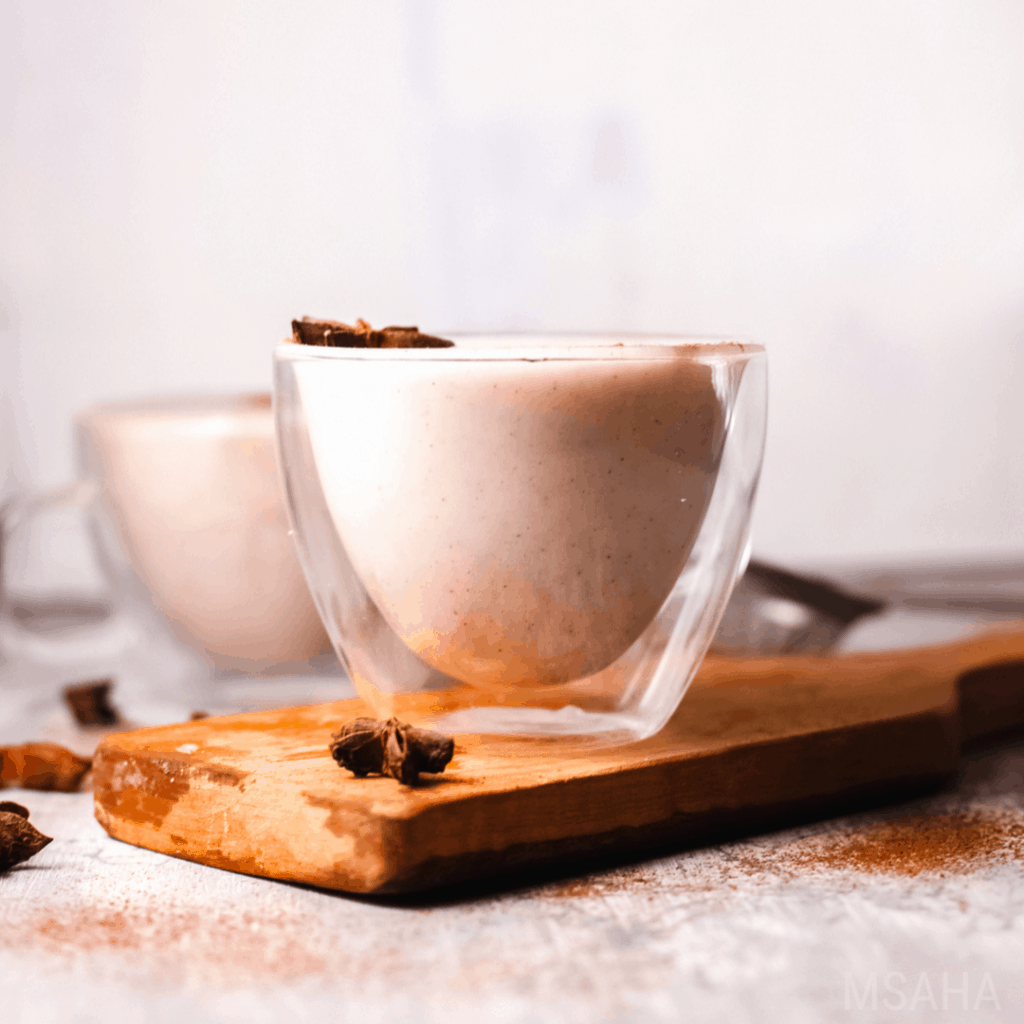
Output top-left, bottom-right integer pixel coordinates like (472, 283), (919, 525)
(274, 336), (767, 744)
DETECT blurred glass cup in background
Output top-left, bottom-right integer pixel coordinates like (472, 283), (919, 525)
(1, 394), (335, 724)
(76, 394), (331, 675)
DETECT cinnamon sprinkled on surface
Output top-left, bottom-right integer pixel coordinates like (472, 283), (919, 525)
(7, 907), (327, 981)
(543, 809), (1024, 898)
(789, 811), (1024, 877)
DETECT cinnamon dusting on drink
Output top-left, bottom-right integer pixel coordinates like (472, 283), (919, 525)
(291, 318), (454, 349)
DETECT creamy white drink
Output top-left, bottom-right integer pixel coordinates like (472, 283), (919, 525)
(295, 344), (741, 688)
(78, 395), (329, 671)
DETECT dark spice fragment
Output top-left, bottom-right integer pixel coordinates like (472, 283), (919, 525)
(0, 808), (52, 872)
(383, 719), (456, 785)
(329, 717), (455, 785)
(63, 679), (121, 726)
(190, 710), (210, 721)
(330, 718), (389, 777)
(0, 743), (92, 792)
(291, 317), (454, 349)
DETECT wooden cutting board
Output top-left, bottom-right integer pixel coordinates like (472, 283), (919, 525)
(93, 625), (1024, 894)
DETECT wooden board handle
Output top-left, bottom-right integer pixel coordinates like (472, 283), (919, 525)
(700, 621), (1024, 747)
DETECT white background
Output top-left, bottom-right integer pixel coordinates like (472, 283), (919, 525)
(2, 0), (1022, 566)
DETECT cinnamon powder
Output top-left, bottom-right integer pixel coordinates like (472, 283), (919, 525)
(789, 810), (1024, 877)
(545, 809), (1024, 898)
(8, 906), (327, 981)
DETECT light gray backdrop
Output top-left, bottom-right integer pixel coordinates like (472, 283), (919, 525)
(2, 0), (1022, 567)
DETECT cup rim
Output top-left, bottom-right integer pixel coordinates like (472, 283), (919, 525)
(75, 392), (272, 423)
(275, 333), (764, 362)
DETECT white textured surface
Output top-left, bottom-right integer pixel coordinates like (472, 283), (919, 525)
(3, 571), (1023, 1022)
(2, 739), (1023, 1023)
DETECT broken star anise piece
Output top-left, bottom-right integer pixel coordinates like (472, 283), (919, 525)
(329, 718), (389, 778)
(329, 717), (454, 785)
(63, 679), (121, 726)
(0, 743), (93, 792)
(291, 317), (454, 349)
(0, 807), (52, 872)
(382, 719), (456, 786)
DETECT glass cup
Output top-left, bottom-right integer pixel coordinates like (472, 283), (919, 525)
(75, 394), (332, 674)
(2, 395), (331, 678)
(274, 336), (767, 744)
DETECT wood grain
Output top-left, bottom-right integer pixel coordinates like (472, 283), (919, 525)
(92, 624), (1024, 894)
